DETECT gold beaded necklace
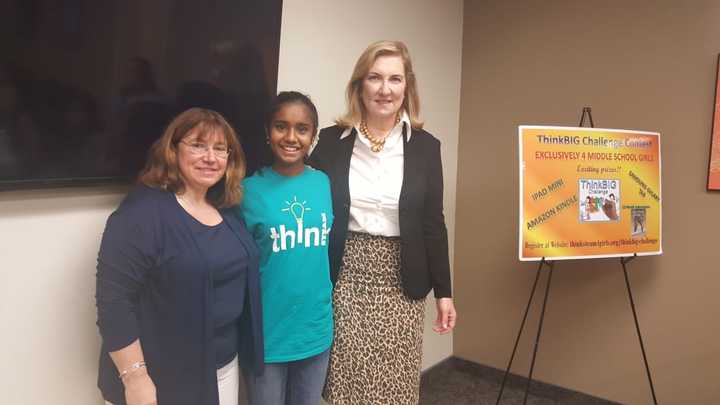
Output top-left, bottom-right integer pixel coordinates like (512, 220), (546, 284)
(358, 114), (402, 153)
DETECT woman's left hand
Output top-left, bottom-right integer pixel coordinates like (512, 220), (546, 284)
(433, 297), (457, 334)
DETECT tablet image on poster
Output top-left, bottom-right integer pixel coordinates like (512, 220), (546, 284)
(519, 126), (662, 261)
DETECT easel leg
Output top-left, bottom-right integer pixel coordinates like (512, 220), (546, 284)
(495, 258), (548, 405)
(522, 261), (554, 405)
(621, 255), (658, 405)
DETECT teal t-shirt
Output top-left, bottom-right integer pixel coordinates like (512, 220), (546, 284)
(239, 166), (334, 363)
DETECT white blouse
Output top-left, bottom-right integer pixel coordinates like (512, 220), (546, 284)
(340, 112), (412, 236)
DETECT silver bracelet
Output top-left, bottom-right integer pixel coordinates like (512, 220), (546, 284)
(118, 361), (146, 380)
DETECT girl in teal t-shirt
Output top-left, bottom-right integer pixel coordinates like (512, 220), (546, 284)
(238, 92), (333, 405)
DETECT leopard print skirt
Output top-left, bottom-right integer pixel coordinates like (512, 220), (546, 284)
(323, 232), (426, 405)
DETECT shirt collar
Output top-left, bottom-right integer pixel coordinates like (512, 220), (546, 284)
(340, 111), (412, 141)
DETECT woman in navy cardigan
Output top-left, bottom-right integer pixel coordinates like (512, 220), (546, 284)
(95, 108), (263, 405)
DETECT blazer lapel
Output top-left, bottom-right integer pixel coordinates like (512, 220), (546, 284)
(399, 125), (415, 207)
(336, 128), (356, 205)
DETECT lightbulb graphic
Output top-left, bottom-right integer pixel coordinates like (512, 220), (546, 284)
(282, 196), (311, 244)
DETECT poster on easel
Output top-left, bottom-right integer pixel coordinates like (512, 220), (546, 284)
(707, 54), (720, 191)
(519, 126), (662, 261)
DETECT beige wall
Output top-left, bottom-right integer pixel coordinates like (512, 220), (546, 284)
(277, 0), (463, 369)
(0, 1), (462, 404)
(0, 188), (125, 404)
(455, 1), (720, 404)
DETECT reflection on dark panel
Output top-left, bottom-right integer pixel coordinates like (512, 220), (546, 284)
(0, 0), (281, 189)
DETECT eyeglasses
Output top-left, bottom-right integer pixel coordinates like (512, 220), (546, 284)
(179, 140), (231, 159)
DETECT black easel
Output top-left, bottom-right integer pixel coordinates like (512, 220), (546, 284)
(578, 106), (594, 128)
(496, 108), (658, 405)
(494, 257), (554, 405)
(621, 254), (658, 405)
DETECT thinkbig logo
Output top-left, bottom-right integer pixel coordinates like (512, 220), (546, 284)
(269, 196), (330, 252)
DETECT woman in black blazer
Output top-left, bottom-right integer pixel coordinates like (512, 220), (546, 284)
(310, 40), (456, 405)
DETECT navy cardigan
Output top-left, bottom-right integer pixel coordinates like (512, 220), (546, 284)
(95, 185), (263, 405)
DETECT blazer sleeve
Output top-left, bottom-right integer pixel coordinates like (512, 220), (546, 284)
(95, 192), (159, 352)
(423, 138), (452, 298)
(308, 130), (329, 173)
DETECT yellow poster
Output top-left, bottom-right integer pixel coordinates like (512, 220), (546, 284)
(519, 126), (662, 261)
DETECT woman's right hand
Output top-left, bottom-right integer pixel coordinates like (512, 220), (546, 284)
(123, 369), (157, 405)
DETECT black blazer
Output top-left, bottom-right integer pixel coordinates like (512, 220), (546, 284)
(309, 124), (451, 299)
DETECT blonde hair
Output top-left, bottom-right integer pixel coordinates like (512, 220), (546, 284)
(139, 108), (246, 208)
(336, 40), (423, 129)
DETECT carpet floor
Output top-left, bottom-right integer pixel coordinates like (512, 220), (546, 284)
(419, 357), (621, 405)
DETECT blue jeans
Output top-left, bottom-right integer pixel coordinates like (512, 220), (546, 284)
(243, 349), (330, 405)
